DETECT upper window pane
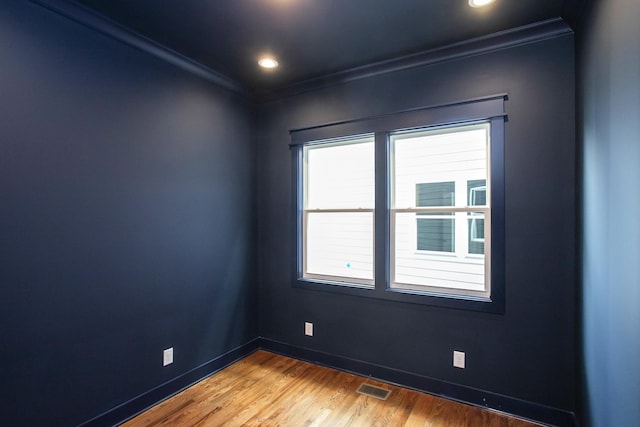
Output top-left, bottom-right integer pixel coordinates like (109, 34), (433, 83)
(392, 127), (488, 209)
(305, 137), (374, 209)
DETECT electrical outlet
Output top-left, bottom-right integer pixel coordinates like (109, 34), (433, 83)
(453, 350), (465, 369)
(304, 322), (313, 336)
(163, 347), (174, 366)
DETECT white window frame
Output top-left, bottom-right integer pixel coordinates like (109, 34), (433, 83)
(301, 136), (375, 287)
(389, 122), (491, 299)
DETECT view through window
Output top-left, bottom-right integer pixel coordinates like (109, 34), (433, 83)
(390, 124), (491, 297)
(303, 136), (375, 286)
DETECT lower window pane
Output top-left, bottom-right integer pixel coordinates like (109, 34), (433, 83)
(306, 212), (373, 281)
(394, 212), (485, 292)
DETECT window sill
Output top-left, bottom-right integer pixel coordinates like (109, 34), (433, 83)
(294, 277), (504, 314)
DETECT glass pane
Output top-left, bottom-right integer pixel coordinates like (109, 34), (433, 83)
(395, 212), (485, 291)
(468, 212), (485, 255)
(391, 124), (489, 294)
(306, 139), (374, 209)
(467, 179), (487, 206)
(393, 127), (487, 209)
(415, 181), (455, 252)
(416, 181), (455, 207)
(467, 180), (486, 255)
(417, 217), (455, 252)
(306, 212), (373, 281)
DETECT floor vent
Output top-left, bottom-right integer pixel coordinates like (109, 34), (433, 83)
(356, 383), (391, 400)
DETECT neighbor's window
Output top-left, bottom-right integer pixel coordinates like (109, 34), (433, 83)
(302, 136), (375, 286)
(415, 181), (455, 253)
(390, 123), (491, 298)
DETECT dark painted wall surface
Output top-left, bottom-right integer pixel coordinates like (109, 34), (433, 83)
(0, 1), (257, 425)
(580, 0), (640, 425)
(257, 36), (576, 411)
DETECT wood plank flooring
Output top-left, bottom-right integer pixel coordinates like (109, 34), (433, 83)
(121, 350), (541, 427)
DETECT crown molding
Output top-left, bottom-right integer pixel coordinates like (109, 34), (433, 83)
(28, 1), (573, 103)
(29, 0), (247, 95)
(257, 17), (573, 102)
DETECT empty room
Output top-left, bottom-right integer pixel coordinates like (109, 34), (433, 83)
(1, 0), (638, 426)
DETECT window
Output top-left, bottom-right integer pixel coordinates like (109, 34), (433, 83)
(390, 124), (490, 298)
(467, 180), (486, 255)
(415, 182), (456, 253)
(291, 95), (505, 312)
(302, 136), (375, 286)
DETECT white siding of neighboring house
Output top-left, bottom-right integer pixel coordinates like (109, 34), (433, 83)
(392, 126), (488, 292)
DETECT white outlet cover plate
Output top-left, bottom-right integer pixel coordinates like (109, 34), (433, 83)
(453, 350), (465, 369)
(163, 347), (174, 366)
(305, 322), (313, 336)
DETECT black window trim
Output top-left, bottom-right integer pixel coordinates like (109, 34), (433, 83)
(290, 94), (506, 313)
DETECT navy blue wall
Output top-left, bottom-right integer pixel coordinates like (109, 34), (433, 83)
(580, 0), (640, 425)
(0, 1), (257, 425)
(0, 0), (584, 424)
(257, 35), (576, 412)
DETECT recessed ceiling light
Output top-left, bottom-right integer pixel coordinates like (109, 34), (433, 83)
(258, 57), (279, 69)
(469, 0), (496, 7)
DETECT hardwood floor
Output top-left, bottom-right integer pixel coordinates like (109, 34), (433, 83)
(121, 350), (541, 427)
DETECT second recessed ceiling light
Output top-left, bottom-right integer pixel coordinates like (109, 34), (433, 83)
(469, 0), (496, 7)
(258, 57), (279, 69)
